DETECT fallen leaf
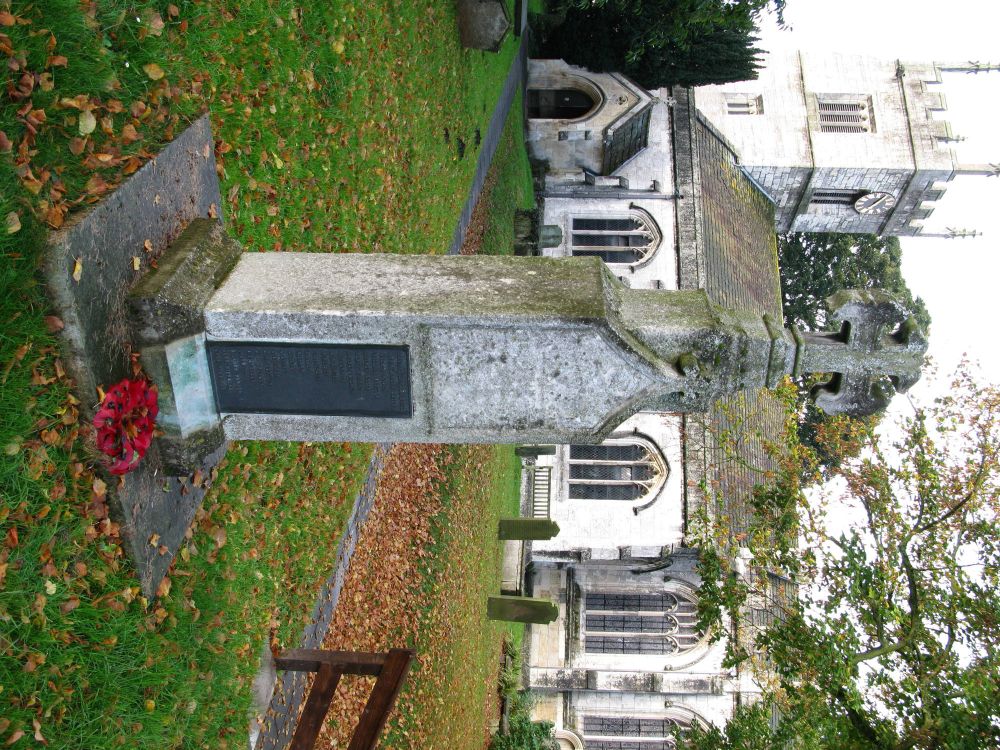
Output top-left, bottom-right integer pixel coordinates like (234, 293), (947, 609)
(5, 729), (24, 745)
(122, 123), (139, 143)
(78, 110), (96, 136)
(45, 206), (64, 229)
(43, 315), (63, 332)
(156, 576), (171, 597)
(47, 54), (68, 67)
(132, 256), (140, 271)
(0, 131), (11, 151)
(0, 11), (14, 26)
(92, 477), (106, 497)
(60, 596), (80, 614)
(142, 62), (165, 81)
(4, 212), (19, 234)
(145, 699), (155, 712)
(31, 719), (45, 745)
(71, 258), (82, 283)
(68, 137), (86, 155)
(44, 579), (56, 595)
(148, 533), (160, 547)
(141, 9), (165, 36)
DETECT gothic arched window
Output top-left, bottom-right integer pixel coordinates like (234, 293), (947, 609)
(570, 209), (660, 266)
(583, 590), (700, 656)
(567, 437), (667, 502)
(580, 713), (694, 750)
(527, 88), (597, 120)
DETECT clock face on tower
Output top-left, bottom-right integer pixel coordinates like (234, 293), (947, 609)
(854, 191), (897, 216)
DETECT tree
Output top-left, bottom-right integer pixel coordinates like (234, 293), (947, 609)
(778, 233), (931, 334)
(535, 0), (783, 88)
(778, 233), (932, 472)
(689, 367), (1000, 749)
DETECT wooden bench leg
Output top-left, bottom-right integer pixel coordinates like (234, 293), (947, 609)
(347, 649), (415, 750)
(289, 663), (343, 750)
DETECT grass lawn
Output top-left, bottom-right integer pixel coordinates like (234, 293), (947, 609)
(311, 443), (523, 750)
(1, 0), (529, 747)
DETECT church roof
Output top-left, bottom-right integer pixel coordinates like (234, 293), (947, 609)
(671, 87), (786, 545)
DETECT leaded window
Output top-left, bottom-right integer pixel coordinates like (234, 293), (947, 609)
(583, 590), (700, 655)
(570, 212), (659, 265)
(816, 95), (875, 133)
(581, 714), (689, 750)
(568, 442), (666, 502)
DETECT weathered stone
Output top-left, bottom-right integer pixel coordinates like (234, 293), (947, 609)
(202, 253), (780, 445)
(127, 219), (241, 473)
(487, 595), (559, 624)
(796, 289), (927, 416)
(43, 115), (224, 596)
(456, 0), (510, 52)
(498, 518), (560, 540)
(129, 219), (242, 346)
(130, 243), (926, 467)
(539, 224), (563, 249)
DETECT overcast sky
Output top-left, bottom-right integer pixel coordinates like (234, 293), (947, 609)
(756, 0), (1000, 396)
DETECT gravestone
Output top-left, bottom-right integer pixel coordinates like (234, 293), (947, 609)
(129, 219), (928, 472)
(499, 518), (560, 540)
(487, 595), (559, 624)
(457, 0), (510, 52)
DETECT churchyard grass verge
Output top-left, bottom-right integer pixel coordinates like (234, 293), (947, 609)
(463, 90), (536, 256)
(2, 0), (523, 745)
(384, 444), (525, 748)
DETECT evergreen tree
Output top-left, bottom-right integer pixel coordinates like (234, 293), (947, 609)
(535, 0), (779, 88)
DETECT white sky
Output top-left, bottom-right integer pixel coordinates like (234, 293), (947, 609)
(757, 0), (1000, 395)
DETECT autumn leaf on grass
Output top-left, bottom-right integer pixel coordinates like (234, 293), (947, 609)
(78, 110), (96, 136)
(143, 63), (165, 81)
(4, 211), (19, 234)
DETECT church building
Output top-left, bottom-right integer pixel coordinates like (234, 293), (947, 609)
(517, 51), (959, 749)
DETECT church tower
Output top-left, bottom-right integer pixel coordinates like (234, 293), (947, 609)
(693, 51), (962, 236)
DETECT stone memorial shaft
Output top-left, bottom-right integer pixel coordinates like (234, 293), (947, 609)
(130, 220), (926, 471)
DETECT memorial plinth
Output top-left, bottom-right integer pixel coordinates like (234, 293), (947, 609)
(130, 219), (927, 472)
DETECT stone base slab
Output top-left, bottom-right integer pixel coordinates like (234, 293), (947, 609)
(44, 115), (227, 595)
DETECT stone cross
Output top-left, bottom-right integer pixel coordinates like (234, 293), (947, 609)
(788, 290), (927, 416)
(129, 220), (927, 472)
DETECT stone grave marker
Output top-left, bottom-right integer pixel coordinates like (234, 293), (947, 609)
(129, 218), (927, 473)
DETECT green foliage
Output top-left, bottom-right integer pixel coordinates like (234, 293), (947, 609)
(778, 233), (931, 334)
(679, 701), (782, 750)
(536, 0), (783, 88)
(490, 693), (557, 750)
(695, 365), (1000, 749)
(777, 232), (931, 468)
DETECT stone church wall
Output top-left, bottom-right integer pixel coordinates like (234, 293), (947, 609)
(526, 60), (654, 175)
(530, 412), (685, 554)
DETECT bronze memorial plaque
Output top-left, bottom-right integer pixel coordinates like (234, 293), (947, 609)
(206, 341), (412, 417)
